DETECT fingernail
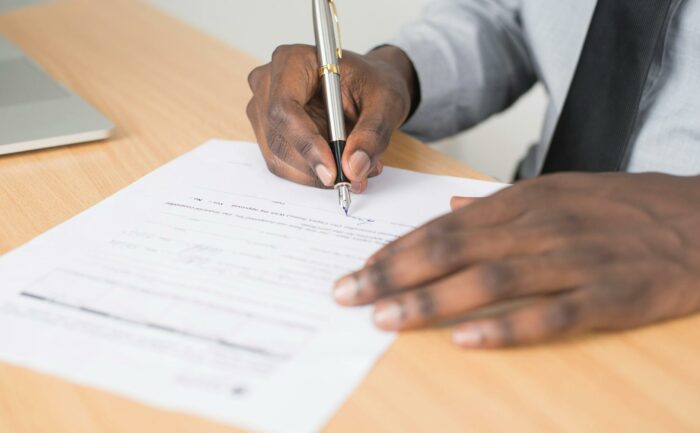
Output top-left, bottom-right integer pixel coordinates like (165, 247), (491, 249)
(373, 302), (403, 329)
(333, 275), (359, 303)
(315, 164), (334, 186)
(349, 150), (371, 179)
(453, 326), (484, 347)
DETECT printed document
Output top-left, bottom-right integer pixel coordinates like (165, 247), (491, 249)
(0, 140), (505, 433)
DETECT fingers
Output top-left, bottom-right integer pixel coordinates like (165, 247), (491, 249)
(370, 252), (599, 331)
(338, 222), (574, 306)
(256, 141), (323, 187)
(366, 187), (521, 265)
(267, 45), (317, 106)
(247, 45), (335, 187)
(247, 45), (416, 190)
(342, 112), (392, 181)
(267, 46), (337, 184)
(266, 101), (336, 186)
(249, 96), (324, 187)
(452, 291), (592, 349)
(247, 45), (415, 188)
(450, 196), (479, 210)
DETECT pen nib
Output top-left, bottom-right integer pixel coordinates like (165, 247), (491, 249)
(336, 184), (351, 216)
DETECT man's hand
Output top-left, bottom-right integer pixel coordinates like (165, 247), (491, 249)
(333, 173), (700, 348)
(246, 45), (416, 193)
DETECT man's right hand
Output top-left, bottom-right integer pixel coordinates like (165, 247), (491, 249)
(246, 45), (417, 193)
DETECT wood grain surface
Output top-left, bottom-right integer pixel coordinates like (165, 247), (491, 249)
(0, 1), (698, 432)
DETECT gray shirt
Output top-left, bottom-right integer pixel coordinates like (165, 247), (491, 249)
(388, 0), (700, 178)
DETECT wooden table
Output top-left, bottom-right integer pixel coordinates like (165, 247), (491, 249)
(0, 1), (698, 432)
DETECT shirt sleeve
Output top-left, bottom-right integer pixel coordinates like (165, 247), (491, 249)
(386, 0), (537, 141)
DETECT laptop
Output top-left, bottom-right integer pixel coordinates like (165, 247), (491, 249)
(0, 35), (113, 156)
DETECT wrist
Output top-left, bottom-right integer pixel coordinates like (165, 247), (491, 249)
(367, 45), (420, 120)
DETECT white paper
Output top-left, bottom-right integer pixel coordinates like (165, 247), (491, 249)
(0, 140), (506, 433)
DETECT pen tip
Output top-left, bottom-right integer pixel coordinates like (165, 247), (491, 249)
(336, 183), (351, 216)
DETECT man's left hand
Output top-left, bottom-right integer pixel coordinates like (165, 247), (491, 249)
(333, 173), (700, 348)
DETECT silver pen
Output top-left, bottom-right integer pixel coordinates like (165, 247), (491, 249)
(312, 0), (351, 215)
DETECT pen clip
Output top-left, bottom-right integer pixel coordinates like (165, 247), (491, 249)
(328, 0), (343, 60)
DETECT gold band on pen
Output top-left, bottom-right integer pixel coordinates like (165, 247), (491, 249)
(319, 64), (340, 77)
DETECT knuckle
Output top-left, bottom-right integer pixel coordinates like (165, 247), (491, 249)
(265, 110), (292, 159)
(516, 178), (560, 203)
(414, 288), (437, 319)
(545, 300), (580, 332)
(558, 172), (595, 185)
(294, 138), (317, 159)
(267, 102), (289, 127)
(271, 44), (292, 62)
(247, 65), (266, 90)
(271, 44), (313, 63)
(474, 262), (517, 297)
(366, 263), (392, 297)
(425, 218), (453, 241)
(426, 233), (464, 266)
(539, 172), (575, 187)
(523, 181), (555, 197)
(295, 44), (316, 59)
(549, 218), (584, 239)
(267, 131), (291, 161)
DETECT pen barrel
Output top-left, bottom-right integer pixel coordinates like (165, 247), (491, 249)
(330, 140), (349, 184)
(320, 71), (346, 142)
(320, 72), (350, 185)
(312, 0), (339, 69)
(313, 0), (348, 187)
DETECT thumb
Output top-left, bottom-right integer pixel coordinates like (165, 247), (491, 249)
(342, 114), (393, 181)
(342, 81), (408, 181)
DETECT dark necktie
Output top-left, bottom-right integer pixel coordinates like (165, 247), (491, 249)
(541, 0), (677, 174)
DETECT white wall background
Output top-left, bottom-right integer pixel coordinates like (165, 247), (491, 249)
(148, 0), (547, 181)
